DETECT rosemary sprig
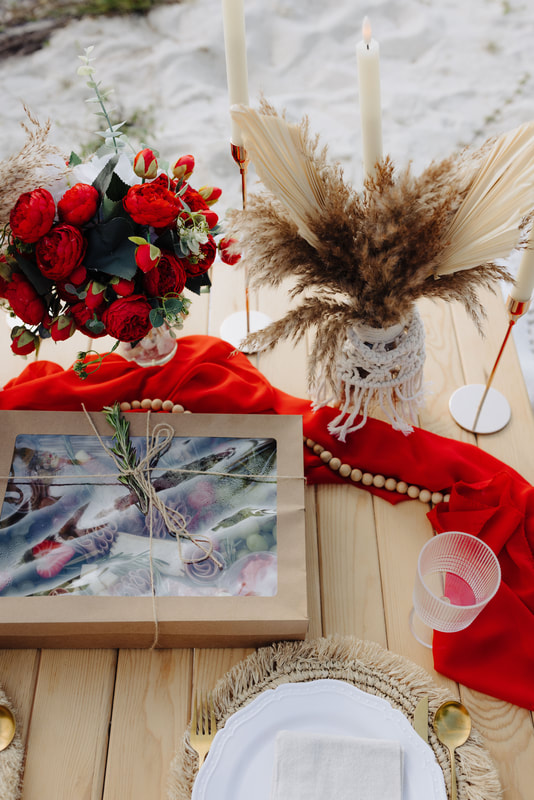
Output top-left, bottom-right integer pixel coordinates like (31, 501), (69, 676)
(103, 402), (150, 514)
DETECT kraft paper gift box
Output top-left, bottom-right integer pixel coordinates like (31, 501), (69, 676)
(0, 410), (307, 648)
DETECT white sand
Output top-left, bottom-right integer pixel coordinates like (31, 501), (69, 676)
(1, 0), (534, 401)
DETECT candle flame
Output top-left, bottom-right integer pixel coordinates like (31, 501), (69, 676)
(362, 16), (372, 45)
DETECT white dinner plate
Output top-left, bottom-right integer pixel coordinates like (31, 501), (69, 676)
(192, 679), (447, 800)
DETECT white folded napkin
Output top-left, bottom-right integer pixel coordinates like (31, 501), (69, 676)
(269, 730), (403, 800)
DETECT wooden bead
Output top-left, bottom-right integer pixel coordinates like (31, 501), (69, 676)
(443, 494), (451, 503)
(172, 404), (185, 413)
(372, 474), (386, 488)
(320, 450), (332, 463)
(396, 481), (408, 494)
(151, 398), (163, 411)
(419, 489), (432, 504)
(162, 400), (174, 412)
(131, 400), (141, 409)
(184, 410), (192, 414)
(306, 438), (315, 448)
(407, 485), (420, 499)
(339, 463), (352, 478)
(350, 469), (363, 482)
(141, 398), (152, 409)
(362, 472), (374, 486)
(385, 478), (397, 492)
(119, 401), (131, 411)
(431, 492), (444, 505)
(329, 457), (342, 471)
(313, 444), (324, 455)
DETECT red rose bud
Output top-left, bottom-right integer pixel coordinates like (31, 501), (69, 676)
(219, 236), (241, 266)
(10, 187), (55, 244)
(123, 182), (182, 228)
(171, 154), (195, 181)
(50, 314), (76, 342)
(58, 183), (99, 226)
(135, 243), (161, 273)
(11, 326), (38, 356)
(69, 302), (107, 338)
(85, 281), (107, 310)
(198, 185), (222, 206)
(142, 251), (187, 297)
(133, 149), (158, 179)
(111, 277), (135, 296)
(36, 224), (86, 281)
(4, 272), (46, 325)
(102, 295), (152, 342)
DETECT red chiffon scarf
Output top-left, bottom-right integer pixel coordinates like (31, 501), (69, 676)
(1, 335), (533, 708)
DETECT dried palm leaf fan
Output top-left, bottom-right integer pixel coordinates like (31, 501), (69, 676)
(226, 100), (534, 438)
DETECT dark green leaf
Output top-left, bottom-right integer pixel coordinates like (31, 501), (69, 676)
(164, 296), (186, 314)
(185, 272), (211, 295)
(85, 318), (105, 334)
(68, 151), (83, 166)
(14, 254), (53, 295)
(92, 154), (120, 197)
(84, 217), (138, 279)
(106, 171), (130, 203)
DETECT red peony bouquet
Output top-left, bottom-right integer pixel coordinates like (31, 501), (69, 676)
(0, 47), (237, 376)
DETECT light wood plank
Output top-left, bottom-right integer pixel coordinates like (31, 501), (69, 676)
(317, 484), (386, 644)
(21, 649), (116, 800)
(103, 649), (192, 800)
(304, 485), (322, 640)
(0, 650), (39, 746)
(193, 648), (254, 694)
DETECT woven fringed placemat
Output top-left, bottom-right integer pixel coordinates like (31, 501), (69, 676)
(167, 635), (502, 800)
(0, 686), (23, 800)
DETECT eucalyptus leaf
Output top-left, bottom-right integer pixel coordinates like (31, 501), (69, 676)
(68, 151), (83, 166)
(85, 318), (105, 334)
(149, 308), (164, 327)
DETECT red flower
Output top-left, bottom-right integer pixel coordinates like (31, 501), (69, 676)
(56, 264), (87, 301)
(50, 314), (76, 341)
(111, 277), (135, 296)
(142, 251), (187, 297)
(11, 326), (38, 355)
(3, 272), (46, 325)
(9, 187), (55, 243)
(135, 243), (161, 273)
(171, 154), (195, 181)
(198, 185), (222, 206)
(181, 185), (218, 228)
(85, 281), (107, 310)
(184, 235), (217, 277)
(58, 183), (99, 226)
(219, 236), (241, 266)
(36, 224), (86, 281)
(133, 149), (158, 179)
(69, 302), (106, 338)
(102, 295), (152, 342)
(123, 182), (182, 227)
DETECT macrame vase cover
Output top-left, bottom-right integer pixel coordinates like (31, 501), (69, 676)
(312, 308), (426, 440)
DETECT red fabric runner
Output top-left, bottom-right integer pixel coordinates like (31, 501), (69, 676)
(1, 334), (533, 708)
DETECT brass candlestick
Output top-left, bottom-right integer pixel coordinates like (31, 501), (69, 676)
(219, 142), (272, 351)
(449, 295), (530, 434)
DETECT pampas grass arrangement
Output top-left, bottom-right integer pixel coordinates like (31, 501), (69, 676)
(226, 100), (534, 436)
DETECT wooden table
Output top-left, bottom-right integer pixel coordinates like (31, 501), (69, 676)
(1, 262), (533, 800)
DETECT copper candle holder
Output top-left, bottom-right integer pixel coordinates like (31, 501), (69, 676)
(449, 295), (530, 434)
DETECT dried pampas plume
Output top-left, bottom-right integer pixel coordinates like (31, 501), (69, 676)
(226, 100), (534, 402)
(0, 106), (66, 228)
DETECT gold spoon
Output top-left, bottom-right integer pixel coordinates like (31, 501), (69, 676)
(0, 705), (16, 751)
(434, 700), (472, 800)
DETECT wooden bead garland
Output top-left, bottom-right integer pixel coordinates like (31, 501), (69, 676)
(304, 435), (449, 505)
(118, 399), (192, 414)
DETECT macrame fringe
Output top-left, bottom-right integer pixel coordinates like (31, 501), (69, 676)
(312, 309), (426, 440)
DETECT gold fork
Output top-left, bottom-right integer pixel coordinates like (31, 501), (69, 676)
(190, 691), (217, 767)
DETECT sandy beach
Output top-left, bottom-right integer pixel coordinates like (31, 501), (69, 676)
(1, 0), (534, 400)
